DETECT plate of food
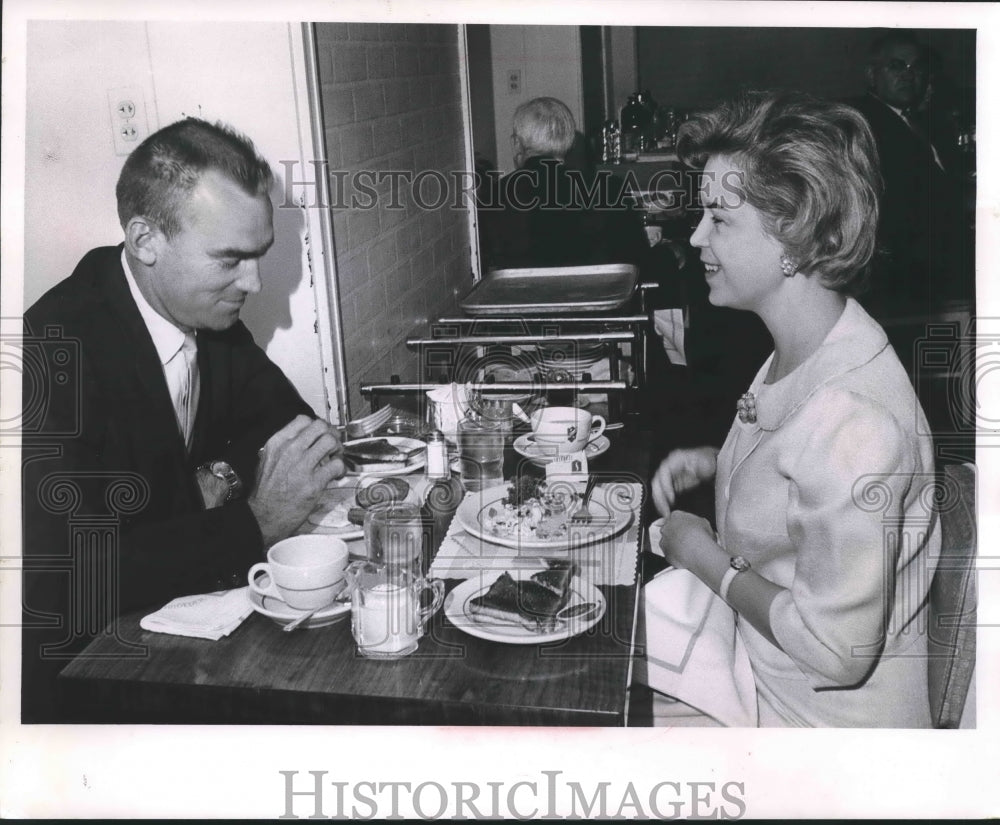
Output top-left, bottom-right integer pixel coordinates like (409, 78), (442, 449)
(444, 565), (605, 644)
(342, 436), (426, 476)
(454, 476), (634, 551)
(248, 573), (351, 629)
(307, 475), (417, 537)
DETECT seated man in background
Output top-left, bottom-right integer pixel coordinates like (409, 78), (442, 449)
(847, 30), (975, 453)
(21, 118), (346, 721)
(848, 29), (974, 318)
(479, 96), (648, 271)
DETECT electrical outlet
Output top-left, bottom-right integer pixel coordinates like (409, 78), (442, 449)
(108, 86), (151, 156)
(507, 69), (522, 95)
(115, 99), (136, 119)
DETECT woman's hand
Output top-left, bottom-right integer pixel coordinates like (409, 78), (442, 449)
(658, 510), (720, 574)
(651, 446), (719, 516)
(661, 510), (782, 647)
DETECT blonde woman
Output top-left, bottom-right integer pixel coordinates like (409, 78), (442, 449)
(650, 91), (940, 727)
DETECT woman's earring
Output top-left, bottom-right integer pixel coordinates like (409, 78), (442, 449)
(780, 255), (797, 277)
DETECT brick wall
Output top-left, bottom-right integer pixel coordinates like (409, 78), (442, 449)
(314, 22), (472, 416)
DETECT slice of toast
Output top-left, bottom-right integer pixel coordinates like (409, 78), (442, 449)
(468, 567), (577, 632)
(343, 438), (422, 471)
(531, 563), (576, 597)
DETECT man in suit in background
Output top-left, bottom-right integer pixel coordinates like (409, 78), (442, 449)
(849, 30), (974, 319)
(21, 118), (346, 721)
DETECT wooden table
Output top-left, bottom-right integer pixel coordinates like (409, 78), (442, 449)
(58, 422), (654, 726)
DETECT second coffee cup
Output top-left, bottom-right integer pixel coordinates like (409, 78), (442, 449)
(530, 406), (606, 452)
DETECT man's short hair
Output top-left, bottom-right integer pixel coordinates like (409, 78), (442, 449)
(512, 97), (577, 162)
(867, 29), (927, 67)
(115, 118), (273, 237)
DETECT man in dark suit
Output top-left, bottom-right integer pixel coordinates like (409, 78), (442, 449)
(848, 30), (973, 318)
(21, 118), (346, 721)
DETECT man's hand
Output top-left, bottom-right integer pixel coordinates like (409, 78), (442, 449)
(247, 415), (346, 546)
(651, 446), (719, 517)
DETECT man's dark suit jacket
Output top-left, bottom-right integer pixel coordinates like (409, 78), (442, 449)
(847, 94), (973, 315)
(21, 245), (313, 720)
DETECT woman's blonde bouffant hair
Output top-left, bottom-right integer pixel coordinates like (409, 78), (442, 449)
(677, 90), (882, 295)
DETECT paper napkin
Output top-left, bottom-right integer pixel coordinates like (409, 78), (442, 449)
(635, 521), (759, 727)
(140, 586), (253, 640)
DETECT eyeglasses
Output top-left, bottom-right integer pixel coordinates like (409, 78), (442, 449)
(882, 57), (927, 74)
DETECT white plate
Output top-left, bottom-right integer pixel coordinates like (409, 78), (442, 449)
(343, 436), (426, 476)
(248, 574), (350, 629)
(454, 481), (634, 551)
(444, 570), (605, 644)
(512, 433), (610, 466)
(307, 476), (364, 536)
(307, 475), (423, 537)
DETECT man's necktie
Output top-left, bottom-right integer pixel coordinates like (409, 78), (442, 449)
(170, 333), (200, 450)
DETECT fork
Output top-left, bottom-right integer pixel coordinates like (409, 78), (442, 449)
(571, 475), (599, 524)
(343, 405), (394, 439)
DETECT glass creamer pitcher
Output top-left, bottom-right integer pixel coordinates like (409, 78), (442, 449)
(344, 560), (445, 659)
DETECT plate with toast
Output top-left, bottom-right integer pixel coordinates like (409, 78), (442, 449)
(342, 436), (426, 476)
(444, 565), (605, 644)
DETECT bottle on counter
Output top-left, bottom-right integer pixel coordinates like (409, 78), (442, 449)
(620, 95), (643, 160)
(601, 119), (622, 164)
(656, 106), (678, 150)
(636, 90), (657, 152)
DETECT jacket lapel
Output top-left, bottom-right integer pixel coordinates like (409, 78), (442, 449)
(92, 247), (196, 473)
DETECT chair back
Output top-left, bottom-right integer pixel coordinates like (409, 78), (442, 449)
(927, 462), (977, 728)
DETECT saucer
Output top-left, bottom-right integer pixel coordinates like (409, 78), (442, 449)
(512, 433), (610, 466)
(248, 574), (350, 629)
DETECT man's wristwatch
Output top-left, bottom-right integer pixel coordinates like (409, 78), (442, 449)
(719, 555), (751, 603)
(198, 460), (244, 503)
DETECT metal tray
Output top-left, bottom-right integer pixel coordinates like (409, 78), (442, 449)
(460, 264), (638, 316)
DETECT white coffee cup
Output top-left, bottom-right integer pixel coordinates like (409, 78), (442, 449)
(248, 535), (349, 611)
(530, 406), (606, 452)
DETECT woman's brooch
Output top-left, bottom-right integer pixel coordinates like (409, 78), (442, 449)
(737, 392), (758, 424)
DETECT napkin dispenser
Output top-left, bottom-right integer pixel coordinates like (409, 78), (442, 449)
(544, 452), (589, 492)
(426, 383), (470, 444)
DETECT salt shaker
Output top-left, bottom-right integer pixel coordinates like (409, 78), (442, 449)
(425, 430), (449, 480)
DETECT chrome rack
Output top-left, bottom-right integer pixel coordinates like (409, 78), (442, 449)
(359, 378), (632, 422)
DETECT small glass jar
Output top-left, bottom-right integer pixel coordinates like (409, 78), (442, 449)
(424, 430), (450, 480)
